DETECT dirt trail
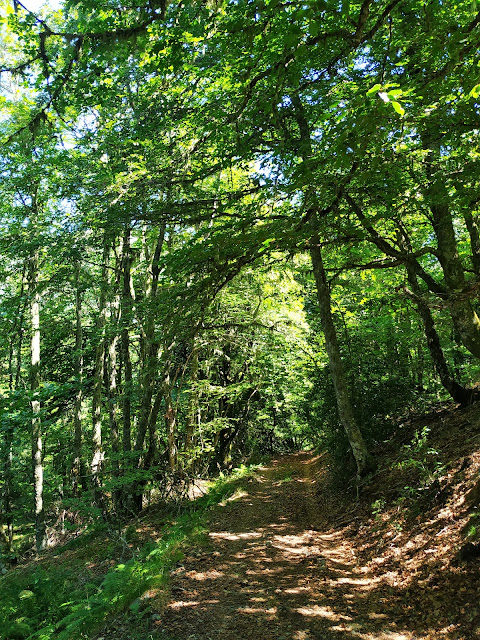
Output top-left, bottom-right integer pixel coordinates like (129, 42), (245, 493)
(156, 452), (408, 640)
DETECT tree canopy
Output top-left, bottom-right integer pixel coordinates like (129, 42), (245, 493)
(0, 0), (479, 562)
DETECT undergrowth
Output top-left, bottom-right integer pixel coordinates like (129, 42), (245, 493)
(370, 426), (445, 527)
(0, 464), (257, 640)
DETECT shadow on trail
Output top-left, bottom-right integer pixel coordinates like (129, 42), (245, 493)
(156, 453), (474, 640)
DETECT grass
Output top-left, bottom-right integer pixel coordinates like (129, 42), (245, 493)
(0, 463), (258, 640)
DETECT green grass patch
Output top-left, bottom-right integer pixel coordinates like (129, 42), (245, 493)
(0, 463), (258, 640)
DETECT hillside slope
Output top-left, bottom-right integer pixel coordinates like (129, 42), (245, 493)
(153, 406), (480, 640)
(94, 402), (480, 640)
(2, 402), (480, 640)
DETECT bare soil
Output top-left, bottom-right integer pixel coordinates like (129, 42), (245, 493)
(155, 418), (480, 640)
(145, 440), (476, 640)
(159, 452), (354, 640)
(100, 402), (480, 640)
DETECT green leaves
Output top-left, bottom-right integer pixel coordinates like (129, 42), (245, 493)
(366, 83), (382, 96)
(367, 84), (406, 116)
(391, 101), (405, 116)
(469, 84), (480, 99)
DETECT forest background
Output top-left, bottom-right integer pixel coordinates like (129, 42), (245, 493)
(0, 0), (479, 569)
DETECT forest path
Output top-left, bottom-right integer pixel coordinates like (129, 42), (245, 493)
(157, 452), (407, 640)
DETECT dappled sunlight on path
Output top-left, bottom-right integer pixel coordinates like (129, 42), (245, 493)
(153, 452), (473, 640)
(155, 453), (428, 640)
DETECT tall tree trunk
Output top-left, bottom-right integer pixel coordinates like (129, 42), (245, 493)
(464, 210), (480, 276)
(121, 225), (133, 457)
(396, 225), (476, 404)
(29, 245), (46, 552)
(291, 91), (371, 477)
(185, 343), (199, 458)
(163, 369), (177, 472)
(8, 264), (26, 392)
(135, 225), (166, 457)
(143, 388), (164, 472)
(309, 230), (371, 476)
(108, 239), (122, 506)
(91, 234), (109, 507)
(2, 270), (26, 561)
(129, 225), (166, 512)
(416, 338), (425, 391)
(1, 420), (14, 560)
(422, 132), (480, 358)
(72, 261), (85, 495)
(406, 269), (475, 405)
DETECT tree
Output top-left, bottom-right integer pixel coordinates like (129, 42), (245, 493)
(0, 0), (479, 556)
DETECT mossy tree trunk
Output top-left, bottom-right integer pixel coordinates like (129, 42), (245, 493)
(309, 229), (372, 477)
(91, 234), (109, 510)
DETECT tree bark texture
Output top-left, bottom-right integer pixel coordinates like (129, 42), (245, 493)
(464, 210), (480, 276)
(29, 247), (46, 552)
(121, 225), (133, 456)
(406, 268), (476, 405)
(185, 344), (199, 457)
(291, 91), (371, 477)
(309, 230), (371, 477)
(91, 235), (109, 504)
(108, 239), (123, 500)
(72, 261), (85, 495)
(163, 370), (178, 472)
(135, 226), (166, 458)
(1, 271), (25, 558)
(422, 133), (480, 359)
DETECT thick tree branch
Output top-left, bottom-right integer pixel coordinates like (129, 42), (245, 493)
(353, 0), (372, 45)
(344, 193), (448, 298)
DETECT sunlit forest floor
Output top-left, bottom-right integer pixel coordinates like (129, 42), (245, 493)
(4, 403), (480, 640)
(92, 403), (480, 640)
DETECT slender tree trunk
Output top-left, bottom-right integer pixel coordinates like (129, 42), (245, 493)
(121, 225), (133, 457)
(406, 269), (475, 405)
(422, 133), (480, 358)
(144, 389), (163, 470)
(0, 527), (9, 573)
(129, 225), (166, 512)
(29, 246), (46, 552)
(396, 225), (476, 404)
(135, 225), (166, 457)
(134, 342), (161, 456)
(8, 264), (26, 391)
(416, 339), (425, 391)
(72, 261), (85, 495)
(464, 210), (480, 276)
(163, 369), (177, 472)
(108, 239), (122, 505)
(2, 270), (26, 560)
(291, 91), (371, 476)
(309, 230), (371, 476)
(185, 343), (199, 456)
(2, 420), (14, 560)
(91, 235), (109, 506)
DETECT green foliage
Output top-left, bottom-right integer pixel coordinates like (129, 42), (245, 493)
(397, 428), (439, 472)
(464, 512), (480, 542)
(369, 427), (446, 528)
(0, 463), (258, 640)
(1, 0), (479, 578)
(371, 497), (386, 521)
(393, 427), (445, 516)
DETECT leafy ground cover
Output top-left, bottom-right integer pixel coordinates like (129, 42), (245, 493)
(117, 402), (480, 640)
(0, 465), (258, 640)
(3, 401), (480, 640)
